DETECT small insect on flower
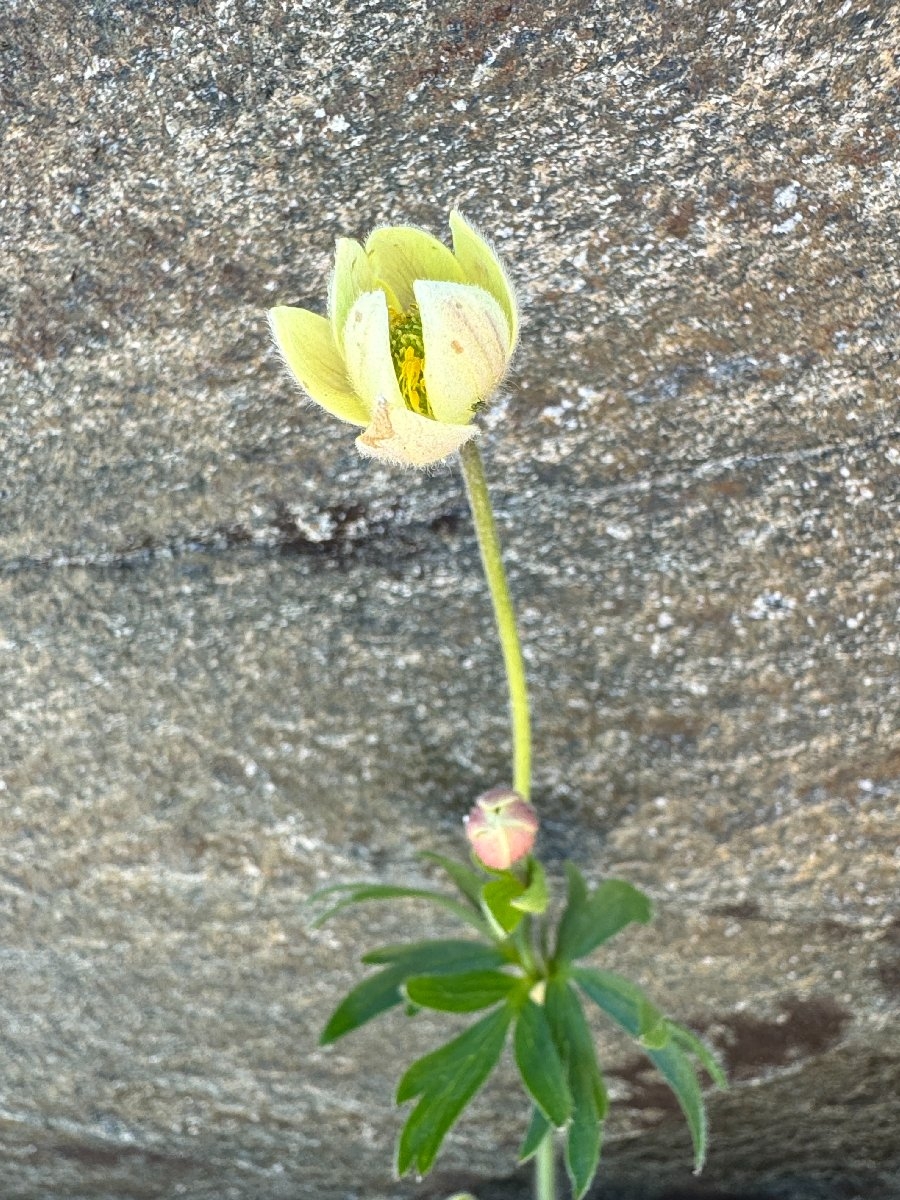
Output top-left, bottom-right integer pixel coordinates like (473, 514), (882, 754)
(464, 786), (538, 871)
(268, 211), (518, 468)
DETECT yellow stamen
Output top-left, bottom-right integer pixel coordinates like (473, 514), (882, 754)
(389, 305), (432, 418)
(397, 346), (429, 416)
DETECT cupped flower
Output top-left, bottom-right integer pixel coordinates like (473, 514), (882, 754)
(464, 786), (538, 871)
(268, 211), (518, 468)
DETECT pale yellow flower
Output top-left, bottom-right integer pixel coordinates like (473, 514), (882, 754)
(268, 211), (518, 468)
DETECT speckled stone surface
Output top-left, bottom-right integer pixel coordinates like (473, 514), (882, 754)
(1, 1), (898, 1198)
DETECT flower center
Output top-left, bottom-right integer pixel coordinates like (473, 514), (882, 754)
(389, 305), (432, 419)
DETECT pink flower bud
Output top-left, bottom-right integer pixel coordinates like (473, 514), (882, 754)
(464, 787), (539, 871)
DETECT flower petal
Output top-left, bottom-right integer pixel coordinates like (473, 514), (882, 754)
(328, 237), (376, 351)
(328, 239), (403, 352)
(449, 210), (518, 349)
(356, 399), (477, 468)
(365, 225), (465, 310)
(342, 290), (406, 413)
(268, 306), (370, 426)
(415, 280), (511, 425)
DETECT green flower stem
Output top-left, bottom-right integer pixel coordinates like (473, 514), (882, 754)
(535, 1136), (556, 1200)
(459, 442), (554, 1200)
(458, 440), (532, 799)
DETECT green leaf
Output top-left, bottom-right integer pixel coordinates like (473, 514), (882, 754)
(571, 966), (724, 1075)
(514, 999), (572, 1128)
(406, 970), (520, 1013)
(566, 1079), (604, 1200)
(545, 979), (608, 1116)
(669, 1022), (728, 1088)
(511, 858), (549, 915)
(646, 1038), (707, 1173)
(545, 978), (607, 1200)
(572, 966), (724, 1172)
(419, 851), (486, 910)
(569, 970), (668, 1049)
(321, 964), (407, 1045)
(639, 1004), (671, 1050)
(555, 866), (652, 963)
(396, 1006), (512, 1176)
(481, 875), (527, 935)
(322, 940), (505, 1043)
(553, 865), (590, 961)
(518, 1105), (551, 1163)
(570, 966), (653, 1038)
(561, 862), (589, 911)
(310, 881), (490, 936)
(361, 940), (505, 969)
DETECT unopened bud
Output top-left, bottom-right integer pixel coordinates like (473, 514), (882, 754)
(464, 786), (538, 870)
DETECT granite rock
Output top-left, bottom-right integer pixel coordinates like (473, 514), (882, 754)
(1, 1), (898, 1198)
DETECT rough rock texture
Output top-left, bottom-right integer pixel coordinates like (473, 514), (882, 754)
(1, 1), (898, 1198)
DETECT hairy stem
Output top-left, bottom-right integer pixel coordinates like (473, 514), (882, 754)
(460, 440), (553, 1200)
(458, 440), (531, 799)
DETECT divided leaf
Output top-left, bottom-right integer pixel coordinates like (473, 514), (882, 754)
(572, 965), (726, 1172)
(512, 858), (549, 915)
(321, 940), (505, 1044)
(362, 941), (507, 969)
(406, 969), (521, 1013)
(514, 998), (572, 1128)
(311, 882), (490, 937)
(317, 859), (723, 1186)
(419, 851), (486, 911)
(669, 1022), (728, 1088)
(481, 875), (527, 935)
(569, 966), (652, 1038)
(645, 1038), (707, 1173)
(545, 978), (608, 1200)
(396, 1005), (513, 1177)
(518, 1105), (551, 1163)
(555, 865), (652, 962)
